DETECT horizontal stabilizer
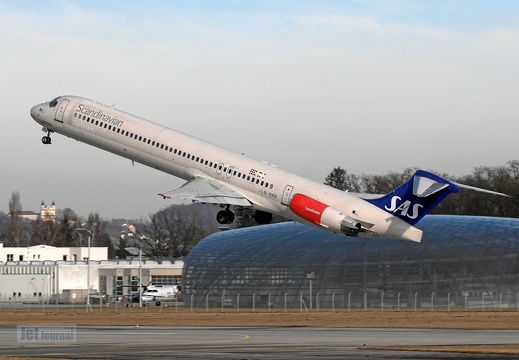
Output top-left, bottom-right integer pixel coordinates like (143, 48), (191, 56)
(453, 182), (510, 197)
(159, 177), (252, 206)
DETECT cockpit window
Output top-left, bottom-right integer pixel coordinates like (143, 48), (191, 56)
(49, 97), (59, 107)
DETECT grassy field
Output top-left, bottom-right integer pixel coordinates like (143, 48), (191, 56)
(1, 306), (519, 328)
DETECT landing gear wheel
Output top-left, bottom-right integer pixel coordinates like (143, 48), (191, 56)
(217, 210), (235, 224)
(41, 127), (53, 145)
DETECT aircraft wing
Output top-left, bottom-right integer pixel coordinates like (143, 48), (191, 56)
(159, 177), (252, 206)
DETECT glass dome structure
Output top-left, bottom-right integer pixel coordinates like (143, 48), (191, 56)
(183, 216), (519, 310)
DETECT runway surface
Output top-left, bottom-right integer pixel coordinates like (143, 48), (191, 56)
(1, 326), (518, 359)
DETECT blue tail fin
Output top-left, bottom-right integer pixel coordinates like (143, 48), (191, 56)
(365, 170), (459, 226)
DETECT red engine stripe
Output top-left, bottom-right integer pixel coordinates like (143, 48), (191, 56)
(289, 194), (328, 225)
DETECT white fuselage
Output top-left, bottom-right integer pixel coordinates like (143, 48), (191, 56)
(30, 96), (421, 241)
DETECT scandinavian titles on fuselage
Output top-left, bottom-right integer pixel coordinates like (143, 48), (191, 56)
(76, 104), (124, 127)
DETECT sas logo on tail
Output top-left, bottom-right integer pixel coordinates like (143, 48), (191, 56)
(385, 196), (423, 220)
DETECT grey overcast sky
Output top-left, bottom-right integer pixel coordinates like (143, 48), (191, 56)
(2, 1), (519, 219)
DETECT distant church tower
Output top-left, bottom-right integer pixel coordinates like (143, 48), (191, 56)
(40, 200), (56, 222)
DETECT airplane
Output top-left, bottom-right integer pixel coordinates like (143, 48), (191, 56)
(30, 96), (507, 243)
(141, 285), (181, 306)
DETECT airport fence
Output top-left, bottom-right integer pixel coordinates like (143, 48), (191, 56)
(2, 291), (519, 312)
(187, 290), (519, 312)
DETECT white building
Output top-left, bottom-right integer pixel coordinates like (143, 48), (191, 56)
(0, 245), (184, 304)
(8, 200), (57, 222)
(0, 244), (107, 263)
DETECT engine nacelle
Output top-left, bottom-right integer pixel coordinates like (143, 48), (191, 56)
(289, 193), (362, 236)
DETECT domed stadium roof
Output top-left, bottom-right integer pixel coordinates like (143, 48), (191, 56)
(184, 216), (519, 310)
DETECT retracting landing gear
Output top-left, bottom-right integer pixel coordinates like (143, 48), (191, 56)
(216, 205), (235, 224)
(254, 210), (273, 225)
(41, 127), (53, 145)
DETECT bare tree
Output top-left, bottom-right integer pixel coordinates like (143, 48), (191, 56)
(59, 208), (81, 247)
(30, 218), (63, 246)
(86, 212), (116, 258)
(136, 205), (207, 258)
(3, 192), (25, 246)
(361, 168), (417, 194)
(324, 167), (361, 192)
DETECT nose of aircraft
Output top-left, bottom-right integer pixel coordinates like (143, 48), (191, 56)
(31, 104), (45, 124)
(30, 104), (42, 122)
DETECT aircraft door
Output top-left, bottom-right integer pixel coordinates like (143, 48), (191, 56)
(281, 185), (294, 206)
(216, 162), (224, 175)
(54, 99), (70, 123)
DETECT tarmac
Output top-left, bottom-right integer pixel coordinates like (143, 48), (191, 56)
(1, 326), (519, 359)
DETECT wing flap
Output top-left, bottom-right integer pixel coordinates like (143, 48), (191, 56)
(159, 178), (252, 206)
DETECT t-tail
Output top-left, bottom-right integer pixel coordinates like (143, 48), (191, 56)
(366, 170), (509, 227)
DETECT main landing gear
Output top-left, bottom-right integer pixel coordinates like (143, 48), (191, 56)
(217, 206), (234, 225)
(41, 127), (53, 145)
(216, 207), (274, 226)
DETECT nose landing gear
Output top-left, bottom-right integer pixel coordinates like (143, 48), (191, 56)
(41, 127), (53, 145)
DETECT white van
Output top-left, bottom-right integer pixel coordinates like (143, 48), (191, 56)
(141, 285), (181, 305)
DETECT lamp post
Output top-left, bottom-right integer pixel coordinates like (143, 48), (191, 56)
(306, 272), (315, 310)
(74, 228), (93, 311)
